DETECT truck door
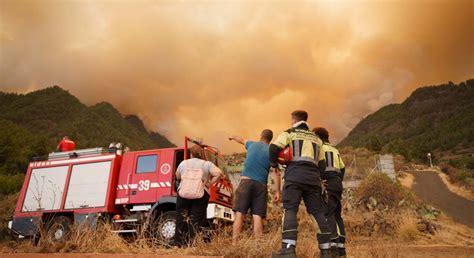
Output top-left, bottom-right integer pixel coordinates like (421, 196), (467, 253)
(128, 150), (175, 204)
(128, 151), (160, 204)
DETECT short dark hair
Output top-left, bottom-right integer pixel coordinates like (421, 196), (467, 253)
(190, 145), (204, 159)
(260, 129), (273, 142)
(291, 110), (308, 122)
(313, 127), (329, 140)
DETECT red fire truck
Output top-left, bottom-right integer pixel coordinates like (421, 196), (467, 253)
(8, 137), (234, 242)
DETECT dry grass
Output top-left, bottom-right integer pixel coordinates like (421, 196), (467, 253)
(349, 242), (402, 258)
(356, 172), (406, 208)
(0, 205), (344, 257)
(429, 214), (474, 246)
(0, 206), (282, 256)
(438, 171), (474, 201)
(399, 172), (414, 189)
(396, 212), (421, 242)
(2, 206), (473, 257)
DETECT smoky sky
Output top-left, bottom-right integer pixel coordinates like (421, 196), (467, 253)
(1, 0), (473, 152)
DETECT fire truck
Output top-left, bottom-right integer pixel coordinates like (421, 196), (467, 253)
(8, 137), (234, 242)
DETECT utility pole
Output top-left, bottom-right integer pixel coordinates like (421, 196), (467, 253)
(427, 152), (433, 168)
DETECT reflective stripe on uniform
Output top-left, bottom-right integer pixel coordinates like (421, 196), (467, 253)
(272, 126), (325, 163)
(319, 243), (330, 250)
(322, 143), (345, 173)
(293, 140), (301, 158)
(282, 239), (296, 246)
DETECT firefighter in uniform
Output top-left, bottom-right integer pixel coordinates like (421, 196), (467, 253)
(313, 127), (346, 258)
(56, 136), (75, 152)
(270, 110), (331, 258)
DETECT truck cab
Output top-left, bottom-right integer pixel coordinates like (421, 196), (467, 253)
(113, 137), (234, 241)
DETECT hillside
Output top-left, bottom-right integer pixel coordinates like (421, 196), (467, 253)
(0, 86), (175, 194)
(338, 79), (474, 164)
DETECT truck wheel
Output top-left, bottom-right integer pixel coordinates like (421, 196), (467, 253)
(45, 216), (72, 242)
(151, 211), (177, 243)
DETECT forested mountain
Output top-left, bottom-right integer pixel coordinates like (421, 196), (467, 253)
(338, 79), (474, 164)
(0, 86), (175, 194)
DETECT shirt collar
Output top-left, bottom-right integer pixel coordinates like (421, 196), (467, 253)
(292, 121), (309, 128)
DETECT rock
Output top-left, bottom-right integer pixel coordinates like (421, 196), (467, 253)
(416, 222), (427, 232)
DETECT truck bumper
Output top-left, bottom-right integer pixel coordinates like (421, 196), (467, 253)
(9, 217), (39, 237)
(206, 203), (234, 222)
(7, 220), (24, 238)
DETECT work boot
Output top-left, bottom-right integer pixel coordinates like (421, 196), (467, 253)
(320, 249), (331, 258)
(338, 248), (346, 258)
(272, 246), (296, 258)
(330, 246), (340, 258)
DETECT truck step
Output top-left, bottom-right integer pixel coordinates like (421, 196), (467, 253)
(113, 219), (138, 223)
(111, 229), (137, 234)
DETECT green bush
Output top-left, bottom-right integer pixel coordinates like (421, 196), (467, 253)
(448, 157), (474, 170)
(0, 174), (24, 195)
(439, 162), (473, 189)
(338, 80), (474, 163)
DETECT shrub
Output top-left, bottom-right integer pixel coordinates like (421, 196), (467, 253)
(439, 163), (453, 174)
(439, 162), (474, 188)
(356, 172), (405, 208)
(0, 174), (24, 195)
(396, 213), (421, 242)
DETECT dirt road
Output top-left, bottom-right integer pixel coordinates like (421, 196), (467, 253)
(0, 255), (222, 258)
(409, 171), (474, 228)
(2, 245), (473, 258)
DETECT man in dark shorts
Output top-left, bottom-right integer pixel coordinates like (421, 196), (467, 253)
(229, 129), (280, 244)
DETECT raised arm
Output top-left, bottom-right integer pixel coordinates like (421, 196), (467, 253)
(228, 136), (247, 146)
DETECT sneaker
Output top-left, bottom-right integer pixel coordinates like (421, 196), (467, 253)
(272, 246), (296, 258)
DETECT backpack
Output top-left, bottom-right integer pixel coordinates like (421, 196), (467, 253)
(178, 161), (205, 199)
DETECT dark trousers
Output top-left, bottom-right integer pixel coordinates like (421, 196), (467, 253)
(326, 190), (345, 248)
(282, 181), (331, 250)
(175, 192), (210, 246)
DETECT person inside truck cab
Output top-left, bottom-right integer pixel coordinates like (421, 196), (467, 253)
(229, 129), (279, 245)
(174, 145), (223, 247)
(56, 136), (75, 152)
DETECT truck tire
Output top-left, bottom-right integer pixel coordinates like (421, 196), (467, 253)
(150, 211), (177, 244)
(45, 216), (72, 242)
